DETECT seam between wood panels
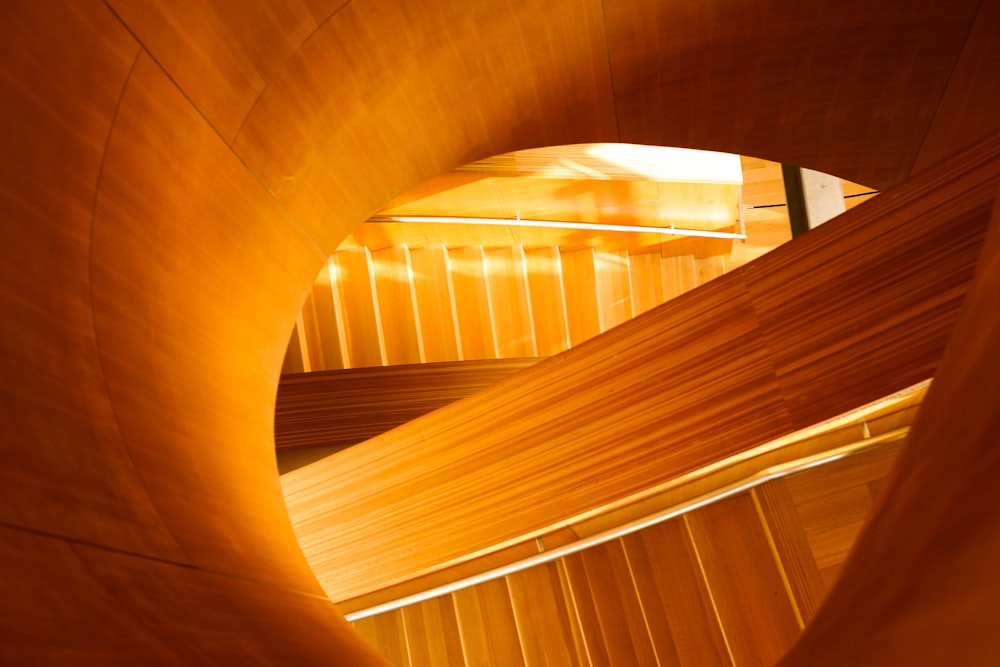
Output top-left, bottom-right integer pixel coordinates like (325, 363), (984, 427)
(751, 487), (806, 630)
(907, 0), (986, 177)
(450, 593), (471, 667)
(502, 577), (532, 667)
(86, 45), (193, 567)
(99, 0), (327, 259)
(618, 538), (663, 667)
(558, 559), (596, 667)
(682, 514), (737, 667)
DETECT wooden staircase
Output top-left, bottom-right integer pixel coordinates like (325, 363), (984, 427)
(283, 242), (734, 373)
(349, 434), (906, 666)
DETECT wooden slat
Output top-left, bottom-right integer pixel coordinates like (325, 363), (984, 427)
(411, 245), (461, 363)
(628, 251), (668, 316)
(453, 578), (526, 667)
(507, 562), (587, 667)
(275, 358), (540, 452)
(753, 480), (827, 625)
(563, 542), (660, 666)
(622, 519), (730, 667)
(485, 246), (536, 358)
(353, 610), (410, 667)
(594, 250), (633, 331)
(402, 597), (466, 667)
(449, 246), (497, 360)
(372, 246), (422, 365)
(560, 247), (601, 345)
(331, 248), (384, 368)
(299, 261), (345, 371)
(524, 247), (571, 356)
(686, 494), (801, 667)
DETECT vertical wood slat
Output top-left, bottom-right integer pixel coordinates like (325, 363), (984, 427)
(280, 319), (307, 375)
(403, 596), (466, 667)
(410, 245), (461, 363)
(372, 246), (423, 365)
(561, 247), (601, 346)
(752, 480), (827, 626)
(685, 493), (801, 667)
(628, 251), (667, 317)
(563, 541), (659, 666)
(331, 247), (384, 368)
(622, 519), (731, 667)
(453, 578), (526, 667)
(485, 246), (536, 358)
(299, 261), (345, 371)
(524, 246), (570, 356)
(507, 562), (587, 667)
(353, 609), (410, 667)
(594, 250), (633, 332)
(661, 254), (697, 300)
(450, 246), (497, 360)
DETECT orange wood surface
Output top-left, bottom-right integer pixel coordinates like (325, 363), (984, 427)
(402, 597), (466, 667)
(3, 0), (999, 662)
(372, 246), (422, 365)
(779, 189), (1000, 666)
(453, 579), (527, 667)
(353, 610), (411, 667)
(623, 520), (731, 667)
(410, 245), (462, 362)
(275, 359), (540, 452)
(685, 495), (801, 666)
(332, 247), (385, 367)
(507, 563), (588, 667)
(285, 135), (1000, 601)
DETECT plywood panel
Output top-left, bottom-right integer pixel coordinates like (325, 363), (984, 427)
(411, 245), (461, 362)
(332, 248), (385, 368)
(354, 610), (410, 667)
(403, 597), (466, 667)
(507, 562), (587, 667)
(454, 578), (526, 667)
(450, 246), (497, 360)
(525, 247), (570, 356)
(485, 246), (536, 358)
(372, 246), (422, 365)
(686, 495), (800, 667)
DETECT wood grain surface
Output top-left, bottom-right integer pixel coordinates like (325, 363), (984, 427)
(2, 0), (999, 662)
(284, 134), (1000, 601)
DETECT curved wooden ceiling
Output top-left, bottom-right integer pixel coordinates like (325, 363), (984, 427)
(1, 0), (999, 663)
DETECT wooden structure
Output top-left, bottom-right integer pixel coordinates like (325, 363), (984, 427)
(1, 0), (999, 664)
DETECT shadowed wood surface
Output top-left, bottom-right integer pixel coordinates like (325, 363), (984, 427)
(2, 0), (1000, 662)
(778, 190), (1000, 666)
(283, 135), (1000, 601)
(275, 358), (541, 453)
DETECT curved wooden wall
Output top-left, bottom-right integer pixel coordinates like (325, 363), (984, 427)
(0, 0), (998, 663)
